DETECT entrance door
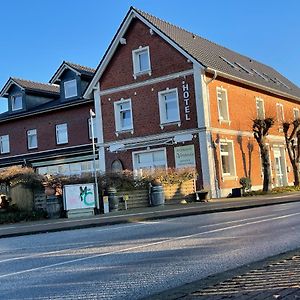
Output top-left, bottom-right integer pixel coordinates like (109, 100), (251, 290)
(273, 148), (286, 186)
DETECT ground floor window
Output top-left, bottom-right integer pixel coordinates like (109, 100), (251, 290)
(133, 148), (167, 176)
(220, 140), (236, 177)
(37, 160), (99, 176)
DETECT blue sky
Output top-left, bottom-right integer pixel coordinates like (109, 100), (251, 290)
(0, 0), (299, 112)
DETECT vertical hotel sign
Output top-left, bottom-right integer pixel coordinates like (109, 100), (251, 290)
(182, 81), (190, 121)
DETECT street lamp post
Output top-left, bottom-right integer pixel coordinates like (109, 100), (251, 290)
(90, 109), (100, 213)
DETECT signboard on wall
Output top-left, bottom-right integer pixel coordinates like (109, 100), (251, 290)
(174, 145), (196, 168)
(63, 183), (96, 210)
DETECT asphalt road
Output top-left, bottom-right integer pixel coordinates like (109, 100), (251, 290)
(1, 201), (300, 299)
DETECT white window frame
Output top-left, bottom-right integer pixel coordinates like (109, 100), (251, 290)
(56, 123), (68, 144)
(114, 98), (133, 133)
(219, 140), (236, 179)
(293, 108), (299, 120)
(158, 88), (180, 125)
(64, 79), (77, 99)
(132, 46), (151, 77)
(11, 94), (23, 111)
(132, 148), (167, 176)
(27, 129), (38, 149)
(276, 103), (284, 131)
(255, 97), (265, 119)
(216, 87), (230, 123)
(0, 135), (10, 154)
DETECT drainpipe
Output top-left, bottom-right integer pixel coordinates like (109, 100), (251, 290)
(203, 68), (220, 198)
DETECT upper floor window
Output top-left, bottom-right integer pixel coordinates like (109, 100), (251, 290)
(11, 94), (23, 111)
(27, 129), (37, 149)
(276, 103), (284, 130)
(217, 87), (230, 122)
(158, 88), (180, 125)
(256, 97), (265, 119)
(293, 108), (299, 120)
(0, 135), (10, 154)
(64, 79), (77, 98)
(114, 99), (133, 132)
(220, 140), (236, 177)
(132, 46), (151, 76)
(56, 123), (68, 144)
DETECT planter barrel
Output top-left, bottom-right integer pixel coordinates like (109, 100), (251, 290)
(107, 187), (119, 211)
(151, 185), (165, 206)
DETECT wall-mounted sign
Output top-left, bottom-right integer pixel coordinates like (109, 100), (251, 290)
(182, 81), (190, 121)
(174, 145), (196, 168)
(63, 183), (96, 210)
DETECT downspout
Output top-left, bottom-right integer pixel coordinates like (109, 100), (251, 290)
(203, 68), (221, 198)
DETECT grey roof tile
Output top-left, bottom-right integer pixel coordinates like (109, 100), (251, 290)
(65, 61), (95, 77)
(134, 8), (300, 99)
(12, 78), (60, 94)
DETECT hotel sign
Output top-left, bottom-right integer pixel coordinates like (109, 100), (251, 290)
(174, 145), (196, 168)
(182, 81), (191, 121)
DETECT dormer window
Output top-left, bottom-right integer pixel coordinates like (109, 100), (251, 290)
(11, 94), (23, 111)
(132, 46), (151, 77)
(64, 79), (77, 98)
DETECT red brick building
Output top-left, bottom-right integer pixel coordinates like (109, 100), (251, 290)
(84, 7), (300, 198)
(0, 62), (96, 176)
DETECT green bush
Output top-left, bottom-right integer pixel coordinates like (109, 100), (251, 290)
(0, 208), (47, 224)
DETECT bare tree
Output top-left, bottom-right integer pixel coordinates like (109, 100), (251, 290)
(253, 117), (274, 192)
(283, 119), (300, 186)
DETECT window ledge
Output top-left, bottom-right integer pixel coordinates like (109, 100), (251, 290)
(221, 175), (238, 181)
(219, 119), (231, 125)
(160, 121), (181, 129)
(115, 129), (134, 136)
(133, 70), (152, 79)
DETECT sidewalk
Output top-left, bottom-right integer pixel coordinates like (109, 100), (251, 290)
(0, 191), (300, 238)
(146, 249), (300, 300)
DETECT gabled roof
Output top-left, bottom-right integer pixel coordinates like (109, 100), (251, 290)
(0, 77), (60, 97)
(50, 61), (95, 84)
(84, 7), (300, 100)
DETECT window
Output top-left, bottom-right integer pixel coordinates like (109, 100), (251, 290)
(220, 141), (236, 177)
(256, 98), (265, 119)
(56, 123), (68, 144)
(293, 108), (299, 120)
(88, 117), (97, 139)
(276, 103), (284, 130)
(158, 88), (180, 124)
(114, 99), (133, 132)
(64, 79), (77, 98)
(0, 135), (10, 154)
(217, 87), (230, 122)
(11, 95), (23, 111)
(132, 46), (151, 76)
(133, 149), (167, 176)
(27, 129), (37, 149)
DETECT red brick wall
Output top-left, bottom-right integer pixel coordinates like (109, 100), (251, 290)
(207, 74), (299, 189)
(101, 19), (192, 90)
(0, 103), (93, 157)
(102, 74), (197, 142)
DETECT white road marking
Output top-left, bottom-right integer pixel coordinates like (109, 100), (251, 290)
(1, 211), (300, 279)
